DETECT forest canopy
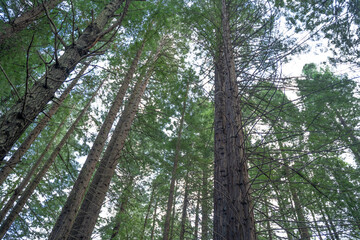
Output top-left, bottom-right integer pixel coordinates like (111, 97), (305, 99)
(0, 0), (359, 239)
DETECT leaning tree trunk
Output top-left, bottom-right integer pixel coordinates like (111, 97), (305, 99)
(0, 62), (90, 184)
(49, 37), (145, 240)
(68, 64), (155, 240)
(0, 0), (63, 45)
(0, 112), (70, 223)
(213, 1), (256, 239)
(163, 83), (189, 240)
(0, 81), (102, 239)
(0, 0), (129, 161)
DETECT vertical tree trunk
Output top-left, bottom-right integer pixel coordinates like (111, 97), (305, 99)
(141, 184), (155, 240)
(0, 81), (102, 239)
(68, 63), (156, 239)
(213, 1), (256, 239)
(179, 172), (189, 240)
(150, 200), (158, 240)
(201, 169), (209, 240)
(0, 62), (90, 184)
(264, 198), (273, 240)
(193, 189), (200, 240)
(0, 0), (129, 160)
(0, 0), (63, 44)
(169, 183), (177, 240)
(163, 83), (189, 240)
(49, 38), (146, 240)
(0, 112), (70, 223)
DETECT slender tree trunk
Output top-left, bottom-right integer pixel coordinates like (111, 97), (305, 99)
(273, 187), (295, 240)
(150, 200), (158, 240)
(264, 198), (273, 240)
(277, 140), (311, 240)
(0, 112), (70, 223)
(110, 177), (133, 240)
(179, 172), (189, 240)
(49, 38), (146, 240)
(319, 205), (336, 240)
(201, 169), (209, 240)
(193, 189), (200, 240)
(141, 184), (155, 240)
(68, 63), (155, 240)
(0, 62), (90, 184)
(169, 183), (177, 240)
(324, 206), (340, 240)
(213, 2), (256, 239)
(0, 0), (129, 160)
(0, 81), (102, 239)
(163, 83), (189, 240)
(310, 209), (323, 240)
(0, 0), (63, 45)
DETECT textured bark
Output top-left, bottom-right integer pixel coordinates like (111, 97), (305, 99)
(0, 0), (63, 45)
(0, 112), (69, 223)
(49, 38), (145, 240)
(0, 0), (128, 161)
(213, 1), (256, 239)
(163, 84), (189, 240)
(68, 66), (154, 240)
(179, 173), (189, 240)
(0, 62), (90, 184)
(0, 82), (102, 239)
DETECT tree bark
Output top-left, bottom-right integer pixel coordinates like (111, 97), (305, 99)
(150, 199), (158, 240)
(0, 0), (129, 161)
(213, 1), (256, 239)
(49, 37), (145, 240)
(68, 62), (156, 240)
(0, 81), (102, 239)
(163, 83), (189, 240)
(179, 172), (189, 240)
(0, 0), (63, 45)
(140, 184), (156, 240)
(0, 111), (70, 223)
(0, 62), (90, 184)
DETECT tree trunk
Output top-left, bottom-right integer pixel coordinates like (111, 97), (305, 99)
(0, 0), (63, 45)
(0, 0), (129, 160)
(163, 83), (189, 240)
(0, 112), (70, 223)
(68, 63), (155, 240)
(0, 62), (90, 184)
(179, 172), (189, 240)
(213, 1), (256, 239)
(193, 189), (200, 240)
(0, 81), (102, 239)
(201, 169), (209, 240)
(310, 209), (323, 240)
(49, 38), (146, 240)
(150, 199), (158, 240)
(141, 184), (156, 240)
(169, 183), (177, 240)
(110, 177), (133, 240)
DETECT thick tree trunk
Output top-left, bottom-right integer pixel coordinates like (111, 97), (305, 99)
(201, 169), (209, 240)
(0, 0), (63, 45)
(68, 65), (154, 240)
(0, 82), (102, 239)
(0, 62), (90, 184)
(0, 0), (128, 161)
(213, 1), (256, 239)
(0, 112), (70, 223)
(49, 38), (145, 240)
(179, 172), (189, 240)
(163, 84), (189, 240)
